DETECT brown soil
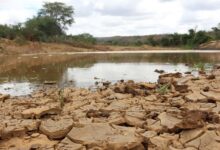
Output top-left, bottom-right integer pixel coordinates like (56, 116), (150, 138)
(0, 38), (179, 55)
(1, 67), (220, 149)
(199, 40), (220, 50)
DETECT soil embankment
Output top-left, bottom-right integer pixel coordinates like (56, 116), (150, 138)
(199, 40), (220, 50)
(0, 38), (179, 55)
(1, 65), (220, 149)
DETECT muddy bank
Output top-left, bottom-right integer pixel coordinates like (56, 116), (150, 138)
(1, 65), (220, 149)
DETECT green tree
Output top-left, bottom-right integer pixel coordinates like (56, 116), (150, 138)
(38, 2), (74, 29)
(23, 16), (63, 41)
(212, 23), (220, 40)
(73, 33), (96, 45)
(160, 37), (170, 46)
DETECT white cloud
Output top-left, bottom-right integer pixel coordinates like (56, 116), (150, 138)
(0, 0), (220, 37)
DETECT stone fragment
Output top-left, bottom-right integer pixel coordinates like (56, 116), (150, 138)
(185, 131), (220, 150)
(174, 84), (188, 93)
(180, 128), (205, 144)
(86, 109), (110, 118)
(144, 95), (157, 102)
(150, 136), (171, 150)
(158, 112), (182, 129)
(22, 105), (61, 119)
(141, 131), (157, 140)
(0, 134), (57, 149)
(40, 118), (73, 139)
(0, 94), (10, 101)
(140, 82), (157, 89)
(67, 123), (143, 149)
(20, 119), (41, 131)
(57, 137), (85, 150)
(176, 110), (219, 130)
(185, 92), (207, 102)
(201, 91), (220, 101)
(108, 93), (132, 100)
(31, 133), (40, 138)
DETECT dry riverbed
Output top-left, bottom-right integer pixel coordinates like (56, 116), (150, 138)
(1, 65), (220, 149)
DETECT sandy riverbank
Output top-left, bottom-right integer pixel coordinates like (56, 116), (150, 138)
(0, 38), (180, 56)
(1, 65), (220, 149)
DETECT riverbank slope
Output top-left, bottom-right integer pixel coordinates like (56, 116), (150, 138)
(0, 38), (180, 55)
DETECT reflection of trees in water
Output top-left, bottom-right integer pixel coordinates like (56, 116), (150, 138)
(0, 53), (220, 84)
(147, 53), (219, 65)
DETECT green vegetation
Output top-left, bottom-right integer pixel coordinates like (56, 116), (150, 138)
(38, 2), (74, 29)
(0, 1), (219, 49)
(98, 25), (220, 49)
(0, 2), (96, 46)
(58, 89), (65, 108)
(192, 63), (212, 72)
(156, 84), (170, 95)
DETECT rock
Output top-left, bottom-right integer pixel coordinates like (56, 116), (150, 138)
(180, 128), (205, 144)
(214, 64), (220, 69)
(174, 84), (188, 93)
(185, 92), (207, 102)
(20, 119), (41, 131)
(185, 130), (220, 150)
(158, 73), (182, 84)
(57, 137), (85, 150)
(124, 115), (145, 127)
(0, 134), (57, 149)
(103, 100), (130, 111)
(207, 74), (215, 80)
(108, 93), (132, 100)
(113, 81), (149, 96)
(175, 110), (219, 130)
(144, 95), (157, 102)
(150, 136), (171, 150)
(140, 82), (157, 89)
(67, 123), (143, 149)
(22, 105), (61, 119)
(124, 107), (146, 127)
(145, 120), (164, 133)
(201, 91), (220, 101)
(155, 69), (165, 74)
(30, 143), (41, 149)
(170, 97), (185, 107)
(31, 133), (40, 138)
(0, 94), (10, 102)
(86, 109), (110, 118)
(39, 118), (73, 139)
(141, 131), (157, 140)
(158, 112), (182, 129)
(1, 125), (26, 139)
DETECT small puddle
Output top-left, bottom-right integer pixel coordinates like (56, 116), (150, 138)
(0, 52), (219, 96)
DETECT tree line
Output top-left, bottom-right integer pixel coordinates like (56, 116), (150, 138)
(1, 2), (220, 49)
(0, 2), (96, 46)
(101, 25), (220, 48)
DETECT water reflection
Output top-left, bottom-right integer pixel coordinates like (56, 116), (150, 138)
(0, 52), (220, 96)
(64, 63), (189, 88)
(0, 82), (34, 96)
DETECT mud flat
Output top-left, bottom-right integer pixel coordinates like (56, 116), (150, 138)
(1, 65), (220, 149)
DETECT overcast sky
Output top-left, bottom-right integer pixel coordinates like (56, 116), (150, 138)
(0, 0), (220, 37)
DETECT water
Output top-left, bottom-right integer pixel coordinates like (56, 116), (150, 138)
(0, 52), (220, 96)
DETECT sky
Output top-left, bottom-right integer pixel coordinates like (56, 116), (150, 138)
(0, 0), (220, 37)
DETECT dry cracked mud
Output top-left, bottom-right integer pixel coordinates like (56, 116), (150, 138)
(1, 67), (220, 149)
